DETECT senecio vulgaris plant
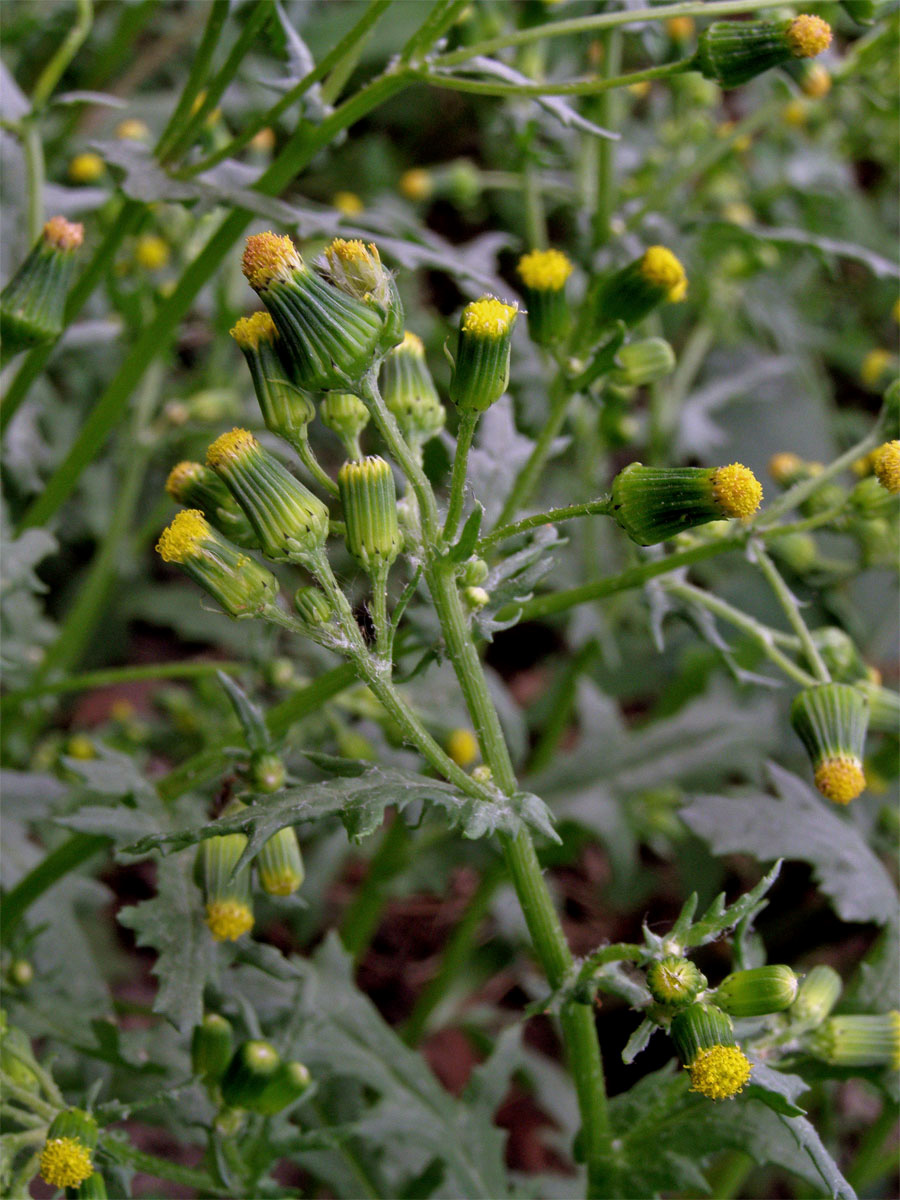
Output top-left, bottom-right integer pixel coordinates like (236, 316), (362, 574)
(1, 2), (898, 1199)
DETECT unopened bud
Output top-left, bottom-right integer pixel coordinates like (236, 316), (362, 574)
(809, 1011), (900, 1069)
(646, 956), (707, 1007)
(790, 683), (869, 804)
(257, 825), (304, 896)
(221, 1040), (281, 1108)
(320, 392), (370, 458)
(714, 965), (798, 1017)
(231, 312), (316, 444)
(613, 338), (676, 386)
(517, 248), (574, 346)
(449, 296), (518, 412)
(294, 585), (333, 627)
(610, 462), (762, 545)
(250, 751), (285, 793)
(165, 461), (258, 548)
(191, 1013), (234, 1084)
(791, 964), (842, 1028)
(321, 238), (404, 352)
(338, 456), (403, 572)
(380, 331), (446, 449)
(1, 217), (83, 356)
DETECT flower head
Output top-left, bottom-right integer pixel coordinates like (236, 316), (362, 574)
(517, 249), (573, 292)
(873, 440), (900, 494)
(687, 1045), (752, 1099)
(68, 152), (104, 184)
(231, 311), (278, 350)
(116, 118), (151, 141)
(710, 463), (763, 519)
(814, 756), (867, 805)
(785, 14), (832, 58)
(333, 191), (364, 216)
(400, 168), (433, 201)
(207, 427), (257, 469)
(156, 509), (210, 562)
(447, 728), (479, 767)
(39, 1137), (94, 1188)
(462, 297), (518, 337)
(205, 899), (254, 942)
(242, 232), (302, 291)
(43, 216), (84, 251)
(640, 246), (687, 302)
(135, 234), (170, 271)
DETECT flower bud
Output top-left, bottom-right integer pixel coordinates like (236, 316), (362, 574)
(646, 956), (708, 1007)
(8, 959), (33, 987)
(463, 585), (490, 610)
(459, 557), (489, 586)
(135, 234), (170, 271)
(191, 1013), (234, 1084)
(380, 331), (446, 449)
(872, 440), (900, 494)
(77, 1171), (109, 1199)
(447, 728), (479, 768)
(790, 964), (842, 1028)
(254, 1060), (312, 1115)
(808, 1011), (900, 1070)
(201, 809), (254, 942)
(242, 232), (383, 390)
(320, 392), (370, 458)
(768, 452), (822, 490)
(1, 217), (83, 357)
(772, 532), (818, 574)
(448, 296), (518, 412)
(294, 585), (333, 627)
(116, 118), (151, 141)
(610, 462), (762, 545)
(165, 461), (258, 548)
(69, 152), (105, 183)
(811, 628), (867, 684)
(221, 1040), (281, 1108)
(790, 683), (869, 804)
(249, 751), (285, 793)
(849, 475), (895, 518)
(670, 1004), (752, 1100)
(516, 248), (574, 346)
(400, 167), (433, 201)
(714, 965), (798, 1017)
(590, 246), (687, 333)
(156, 510), (279, 618)
(231, 312), (316, 443)
(613, 338), (676, 387)
(321, 238), (404, 352)
(338, 456), (403, 572)
(257, 826), (304, 896)
(856, 680), (900, 735)
(693, 14), (832, 89)
(207, 429), (329, 562)
(1, 1025), (39, 1092)
(39, 1110), (97, 1189)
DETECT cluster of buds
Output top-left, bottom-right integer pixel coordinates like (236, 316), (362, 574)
(191, 1013), (311, 1115)
(1, 216), (83, 359)
(609, 461), (762, 545)
(790, 683), (869, 804)
(199, 800), (304, 942)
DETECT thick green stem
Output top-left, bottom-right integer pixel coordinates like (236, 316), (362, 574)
(443, 408), (479, 539)
(495, 370), (570, 527)
(290, 435), (340, 496)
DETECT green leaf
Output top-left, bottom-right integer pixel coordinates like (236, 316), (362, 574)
(446, 502), (484, 563)
(681, 861), (782, 949)
(218, 670), (270, 752)
(681, 764), (897, 925)
(117, 855), (216, 1033)
(124, 764), (558, 862)
(744, 1060), (808, 1118)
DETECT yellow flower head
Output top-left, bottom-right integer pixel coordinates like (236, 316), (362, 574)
(400, 167), (433, 201)
(666, 16), (694, 40)
(66, 735), (96, 761)
(873, 440), (900, 495)
(333, 191), (364, 216)
(68, 152), (104, 184)
(640, 246), (687, 302)
(814, 756), (866, 805)
(165, 461), (204, 501)
(447, 728), (479, 767)
(398, 330), (425, 355)
(802, 62), (831, 98)
(517, 248), (574, 292)
(39, 1138), (93, 1188)
(43, 216), (84, 251)
(116, 118), (150, 141)
(711, 463), (763, 519)
(242, 232), (302, 290)
(259, 865), (303, 896)
(251, 127), (276, 152)
(687, 1045), (752, 1100)
(135, 235), (170, 271)
(206, 427), (258, 470)
(861, 348), (892, 388)
(462, 296), (518, 337)
(205, 899), (254, 941)
(156, 509), (210, 563)
(230, 311), (277, 350)
(785, 15), (832, 59)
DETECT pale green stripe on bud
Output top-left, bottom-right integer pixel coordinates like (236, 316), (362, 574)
(338, 456), (403, 572)
(714, 965), (798, 1018)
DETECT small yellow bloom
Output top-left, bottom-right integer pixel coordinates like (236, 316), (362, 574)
(640, 246), (687, 302)
(156, 509), (210, 563)
(666, 16), (694, 41)
(687, 1045), (752, 1100)
(205, 899), (254, 941)
(711, 463), (763, 519)
(400, 168), (433, 201)
(517, 248), (573, 292)
(68, 152), (104, 184)
(66, 735), (96, 761)
(783, 99), (808, 127)
(333, 191), (364, 216)
(39, 1137), (93, 1188)
(206, 427), (257, 470)
(447, 728), (479, 767)
(861, 348), (892, 388)
(135, 234), (170, 271)
(250, 127), (276, 152)
(462, 296), (518, 337)
(801, 63), (831, 99)
(872, 440), (900, 495)
(242, 231), (302, 291)
(116, 118), (150, 141)
(785, 14), (832, 59)
(230, 311), (277, 350)
(814, 756), (866, 805)
(627, 80), (651, 98)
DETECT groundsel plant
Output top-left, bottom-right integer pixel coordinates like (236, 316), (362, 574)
(1, 2), (898, 1199)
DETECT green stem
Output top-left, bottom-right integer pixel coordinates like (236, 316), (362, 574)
(398, 0), (470, 65)
(523, 157), (548, 250)
(495, 369), (570, 527)
(443, 408), (479, 540)
(1, 658), (246, 711)
(31, 0), (93, 108)
(1, 834), (108, 946)
(0, 1075), (56, 1121)
(706, 1150), (753, 1199)
(755, 428), (882, 529)
(593, 30), (622, 245)
(339, 816), (412, 962)
(154, 0), (230, 161)
(290, 435), (340, 496)
(1, 1043), (64, 1105)
(22, 123), (44, 243)
(403, 864), (503, 1045)
(751, 542), (830, 684)
(370, 563), (392, 659)
(100, 1137), (218, 1192)
(479, 497), (612, 551)
(433, 0), (789, 66)
(420, 56), (693, 99)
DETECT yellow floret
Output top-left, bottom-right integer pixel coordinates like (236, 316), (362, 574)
(786, 15), (832, 59)
(135, 235), (170, 271)
(462, 297), (518, 337)
(230, 311), (277, 349)
(68, 152), (104, 183)
(250, 127), (276, 152)
(711, 463), (763, 520)
(205, 900), (254, 941)
(687, 1045), (752, 1100)
(259, 867), (303, 896)
(165, 461), (204, 501)
(39, 1138), (93, 1188)
(400, 167), (433, 201)
(447, 728), (479, 767)
(802, 63), (831, 98)
(66, 735), (96, 761)
(814, 756), (866, 805)
(333, 191), (364, 216)
(666, 16), (694, 40)
(640, 246), (687, 302)
(327, 237), (372, 263)
(861, 348), (892, 388)
(156, 509), (210, 563)
(873, 441), (900, 495)
(43, 216), (84, 251)
(517, 248), (574, 292)
(116, 118), (151, 141)
(398, 330), (425, 355)
(206, 427), (258, 469)
(242, 232), (301, 290)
